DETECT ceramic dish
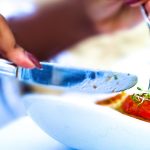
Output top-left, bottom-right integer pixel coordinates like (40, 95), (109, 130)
(22, 93), (150, 150)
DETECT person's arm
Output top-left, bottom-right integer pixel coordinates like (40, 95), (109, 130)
(7, 0), (97, 61)
(1, 0), (150, 68)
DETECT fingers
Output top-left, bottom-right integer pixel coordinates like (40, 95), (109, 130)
(7, 45), (41, 68)
(124, 0), (147, 6)
(145, 1), (150, 13)
(124, 0), (150, 22)
(0, 14), (41, 68)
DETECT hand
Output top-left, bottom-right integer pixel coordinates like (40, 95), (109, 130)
(0, 15), (41, 68)
(83, 0), (149, 33)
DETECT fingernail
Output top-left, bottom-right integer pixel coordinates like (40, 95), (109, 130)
(25, 51), (42, 69)
(125, 0), (140, 5)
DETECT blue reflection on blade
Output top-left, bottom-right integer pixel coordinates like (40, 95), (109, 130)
(18, 63), (104, 87)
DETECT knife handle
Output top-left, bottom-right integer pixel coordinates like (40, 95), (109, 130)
(0, 59), (17, 77)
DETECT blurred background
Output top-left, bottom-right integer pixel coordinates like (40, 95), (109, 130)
(0, 0), (150, 127)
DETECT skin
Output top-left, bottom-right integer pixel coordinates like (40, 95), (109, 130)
(0, 0), (150, 68)
(83, 0), (148, 33)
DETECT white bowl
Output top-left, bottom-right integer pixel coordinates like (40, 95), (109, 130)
(22, 94), (150, 150)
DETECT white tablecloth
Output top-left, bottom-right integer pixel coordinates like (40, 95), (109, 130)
(0, 116), (73, 150)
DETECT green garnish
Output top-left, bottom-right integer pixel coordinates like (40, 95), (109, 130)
(137, 87), (142, 91)
(131, 87), (150, 105)
(131, 94), (142, 105)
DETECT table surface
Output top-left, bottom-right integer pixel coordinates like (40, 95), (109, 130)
(0, 116), (73, 150)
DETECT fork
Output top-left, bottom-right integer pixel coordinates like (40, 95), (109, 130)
(140, 5), (150, 32)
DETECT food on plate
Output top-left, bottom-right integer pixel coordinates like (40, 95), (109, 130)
(96, 88), (150, 122)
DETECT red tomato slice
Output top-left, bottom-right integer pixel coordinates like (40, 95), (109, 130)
(122, 96), (150, 120)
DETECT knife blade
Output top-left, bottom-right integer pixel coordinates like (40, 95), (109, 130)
(0, 60), (137, 93)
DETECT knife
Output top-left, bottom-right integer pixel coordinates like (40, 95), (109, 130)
(0, 59), (137, 93)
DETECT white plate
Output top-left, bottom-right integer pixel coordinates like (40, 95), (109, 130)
(22, 94), (150, 150)
(0, 116), (72, 150)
